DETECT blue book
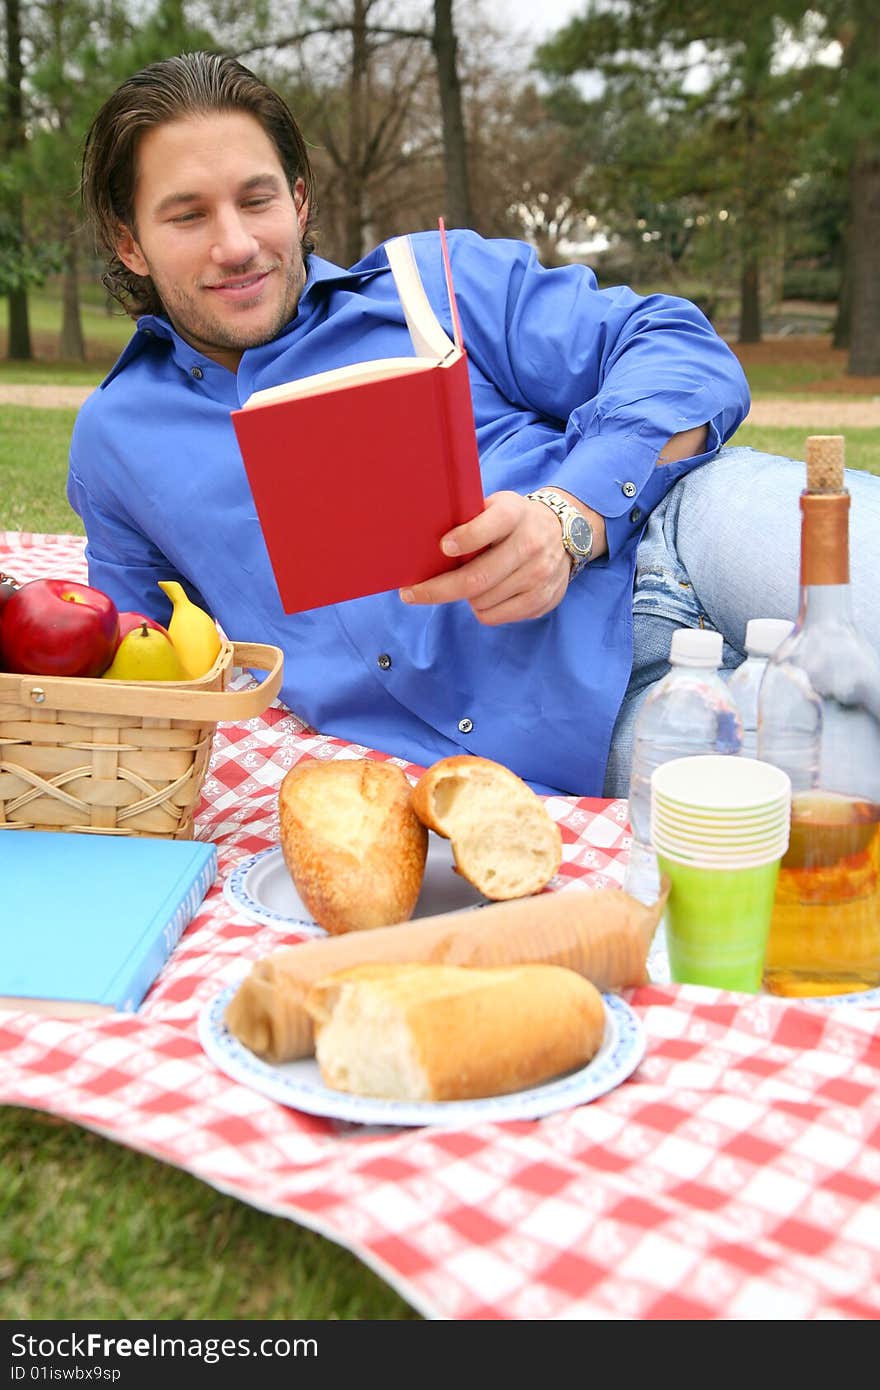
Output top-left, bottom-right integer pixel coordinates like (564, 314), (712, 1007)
(1, 832), (217, 1017)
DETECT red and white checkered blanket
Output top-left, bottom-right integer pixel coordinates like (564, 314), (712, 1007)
(2, 533), (879, 1320)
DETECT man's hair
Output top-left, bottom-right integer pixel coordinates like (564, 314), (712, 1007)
(81, 50), (317, 318)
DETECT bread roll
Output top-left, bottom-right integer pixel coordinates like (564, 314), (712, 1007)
(278, 758), (428, 934)
(224, 880), (668, 1064)
(306, 962), (606, 1102)
(411, 755), (562, 899)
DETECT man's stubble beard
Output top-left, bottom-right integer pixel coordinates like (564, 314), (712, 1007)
(153, 252), (308, 358)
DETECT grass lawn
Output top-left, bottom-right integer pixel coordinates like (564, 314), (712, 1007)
(734, 425), (879, 475)
(2, 1108), (418, 1320)
(0, 407), (83, 534)
(730, 335), (880, 400)
(0, 282), (133, 382)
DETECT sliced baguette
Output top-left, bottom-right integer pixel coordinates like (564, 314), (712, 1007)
(224, 880), (669, 1064)
(411, 754), (562, 899)
(306, 961), (606, 1102)
(278, 758), (428, 935)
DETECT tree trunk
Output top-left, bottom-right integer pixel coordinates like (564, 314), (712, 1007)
(738, 256), (762, 344)
(838, 0), (880, 373)
(432, 0), (474, 229)
(59, 229), (85, 361)
(832, 233), (851, 350)
(847, 141), (880, 375)
(6, 284), (32, 359)
(4, 0), (32, 361)
(343, 0), (369, 265)
(734, 44), (770, 346)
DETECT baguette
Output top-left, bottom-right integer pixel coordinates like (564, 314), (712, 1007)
(410, 755), (562, 899)
(224, 881), (668, 1064)
(278, 758), (428, 934)
(306, 962), (606, 1102)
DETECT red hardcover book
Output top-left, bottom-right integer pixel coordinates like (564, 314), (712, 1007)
(231, 224), (485, 613)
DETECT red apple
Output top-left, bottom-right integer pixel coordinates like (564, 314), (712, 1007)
(1, 578), (120, 678)
(117, 610), (170, 643)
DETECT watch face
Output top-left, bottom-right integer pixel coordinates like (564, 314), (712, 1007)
(567, 514), (593, 557)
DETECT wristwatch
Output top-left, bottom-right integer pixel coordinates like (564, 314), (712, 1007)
(526, 488), (594, 579)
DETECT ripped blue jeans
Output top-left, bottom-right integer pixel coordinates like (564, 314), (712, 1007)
(603, 445), (880, 796)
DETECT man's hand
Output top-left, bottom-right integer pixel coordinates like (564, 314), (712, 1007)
(400, 489), (606, 626)
(399, 425), (707, 625)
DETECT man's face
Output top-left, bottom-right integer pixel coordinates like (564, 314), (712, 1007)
(116, 111), (308, 372)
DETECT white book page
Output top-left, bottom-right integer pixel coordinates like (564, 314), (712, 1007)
(384, 235), (457, 361)
(243, 356), (434, 409)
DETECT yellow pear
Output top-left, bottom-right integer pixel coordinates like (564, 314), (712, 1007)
(102, 622), (187, 681)
(157, 580), (221, 679)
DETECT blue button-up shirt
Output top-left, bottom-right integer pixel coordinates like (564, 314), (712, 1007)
(67, 229), (749, 794)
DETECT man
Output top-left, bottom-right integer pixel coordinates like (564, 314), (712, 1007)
(69, 51), (880, 797)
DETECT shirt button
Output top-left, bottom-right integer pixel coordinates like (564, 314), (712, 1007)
(190, 366), (204, 380)
(622, 481), (637, 498)
(377, 653), (392, 671)
(629, 506), (643, 524)
(458, 717), (474, 735)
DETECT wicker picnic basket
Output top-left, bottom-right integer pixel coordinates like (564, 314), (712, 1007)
(0, 639), (283, 838)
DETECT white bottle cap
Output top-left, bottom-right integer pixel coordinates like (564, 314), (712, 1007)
(668, 627), (724, 667)
(744, 617), (795, 656)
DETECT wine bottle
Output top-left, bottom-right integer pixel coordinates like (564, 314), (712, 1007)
(757, 436), (880, 996)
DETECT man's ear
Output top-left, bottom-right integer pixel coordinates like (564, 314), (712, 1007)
(115, 224), (149, 278)
(293, 178), (309, 237)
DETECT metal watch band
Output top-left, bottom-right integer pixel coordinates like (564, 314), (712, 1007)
(526, 488), (593, 578)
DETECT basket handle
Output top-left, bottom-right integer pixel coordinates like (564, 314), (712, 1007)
(0, 641), (284, 722)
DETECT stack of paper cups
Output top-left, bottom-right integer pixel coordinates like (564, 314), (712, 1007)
(651, 755), (791, 868)
(650, 755), (792, 991)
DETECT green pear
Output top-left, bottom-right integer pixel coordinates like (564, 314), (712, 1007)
(102, 621), (187, 681)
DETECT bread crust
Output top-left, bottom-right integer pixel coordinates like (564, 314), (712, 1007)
(278, 758), (428, 935)
(224, 880), (668, 1064)
(307, 962), (607, 1101)
(411, 754), (562, 899)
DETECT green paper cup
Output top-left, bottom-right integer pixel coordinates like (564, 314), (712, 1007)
(656, 853), (782, 993)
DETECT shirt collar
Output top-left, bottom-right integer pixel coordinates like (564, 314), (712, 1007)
(98, 254), (390, 389)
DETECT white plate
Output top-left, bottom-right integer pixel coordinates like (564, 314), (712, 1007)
(648, 921), (880, 1008)
(223, 835), (487, 935)
(199, 985), (646, 1128)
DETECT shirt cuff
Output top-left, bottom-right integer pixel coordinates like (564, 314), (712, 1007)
(560, 421), (722, 566)
(555, 385), (722, 509)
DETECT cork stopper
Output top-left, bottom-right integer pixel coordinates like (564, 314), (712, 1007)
(801, 435), (849, 585)
(805, 435), (845, 493)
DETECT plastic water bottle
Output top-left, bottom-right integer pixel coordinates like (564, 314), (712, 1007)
(624, 628), (743, 904)
(725, 618), (795, 759)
